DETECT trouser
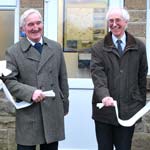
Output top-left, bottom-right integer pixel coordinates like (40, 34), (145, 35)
(17, 141), (58, 150)
(95, 121), (135, 150)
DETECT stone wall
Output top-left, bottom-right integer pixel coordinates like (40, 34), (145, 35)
(132, 94), (150, 150)
(125, 0), (146, 39)
(0, 92), (16, 150)
(20, 0), (44, 19)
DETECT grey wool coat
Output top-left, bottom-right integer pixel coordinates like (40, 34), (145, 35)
(5, 37), (69, 145)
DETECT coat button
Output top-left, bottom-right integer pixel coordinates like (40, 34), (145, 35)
(120, 70), (123, 73)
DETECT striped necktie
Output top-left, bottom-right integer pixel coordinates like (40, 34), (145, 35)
(116, 40), (123, 56)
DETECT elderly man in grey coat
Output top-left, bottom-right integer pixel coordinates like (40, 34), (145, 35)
(5, 8), (69, 150)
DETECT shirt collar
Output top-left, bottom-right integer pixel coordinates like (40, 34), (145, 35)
(27, 37), (43, 46)
(112, 33), (126, 45)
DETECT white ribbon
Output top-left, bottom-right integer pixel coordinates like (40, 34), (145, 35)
(0, 79), (56, 109)
(0, 60), (12, 76)
(97, 101), (150, 127)
(0, 61), (56, 109)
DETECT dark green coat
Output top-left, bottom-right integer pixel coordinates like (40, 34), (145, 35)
(91, 32), (148, 125)
(5, 37), (69, 145)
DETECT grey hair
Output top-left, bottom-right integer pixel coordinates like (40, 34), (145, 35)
(106, 7), (130, 21)
(20, 8), (43, 28)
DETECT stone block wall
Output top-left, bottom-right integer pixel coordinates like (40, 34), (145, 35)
(131, 91), (150, 150)
(0, 92), (16, 150)
(125, 0), (146, 39)
(20, 0), (44, 18)
(20, 0), (43, 8)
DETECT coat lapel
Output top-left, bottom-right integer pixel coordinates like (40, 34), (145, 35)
(37, 42), (54, 72)
(25, 47), (41, 61)
(20, 37), (54, 72)
(21, 38), (41, 61)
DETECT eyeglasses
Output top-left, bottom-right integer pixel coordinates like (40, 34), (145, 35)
(108, 18), (123, 24)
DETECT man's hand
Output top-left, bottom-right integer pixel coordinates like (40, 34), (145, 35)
(32, 90), (45, 103)
(102, 96), (115, 107)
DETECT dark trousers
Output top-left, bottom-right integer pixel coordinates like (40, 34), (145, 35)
(95, 121), (135, 150)
(17, 141), (58, 150)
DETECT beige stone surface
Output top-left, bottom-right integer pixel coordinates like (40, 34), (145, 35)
(128, 23), (146, 37)
(132, 133), (150, 150)
(20, 0), (43, 8)
(125, 0), (146, 9)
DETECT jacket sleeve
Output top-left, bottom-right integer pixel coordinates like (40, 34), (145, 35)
(138, 40), (148, 105)
(5, 46), (36, 102)
(58, 48), (69, 114)
(90, 43), (110, 102)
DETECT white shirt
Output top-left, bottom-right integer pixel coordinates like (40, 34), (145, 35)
(27, 37), (43, 46)
(112, 33), (126, 51)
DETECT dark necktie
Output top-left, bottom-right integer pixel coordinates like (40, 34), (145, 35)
(34, 43), (42, 54)
(116, 40), (123, 56)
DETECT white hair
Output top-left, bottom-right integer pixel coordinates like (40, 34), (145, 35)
(106, 7), (130, 21)
(20, 8), (43, 28)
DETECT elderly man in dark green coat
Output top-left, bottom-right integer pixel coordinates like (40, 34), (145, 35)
(5, 8), (69, 150)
